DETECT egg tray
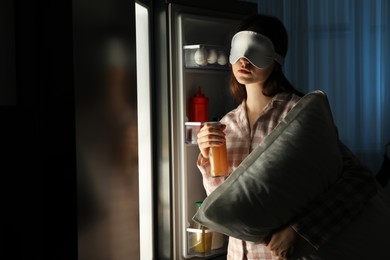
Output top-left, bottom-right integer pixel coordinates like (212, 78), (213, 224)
(183, 44), (229, 70)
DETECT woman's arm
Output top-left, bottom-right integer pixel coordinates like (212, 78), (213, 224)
(196, 123), (227, 195)
(197, 154), (226, 195)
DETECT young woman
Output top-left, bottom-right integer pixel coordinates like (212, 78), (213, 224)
(196, 14), (377, 259)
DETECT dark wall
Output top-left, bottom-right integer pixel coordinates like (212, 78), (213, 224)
(1, 0), (76, 259)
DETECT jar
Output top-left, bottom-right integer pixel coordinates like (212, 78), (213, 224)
(191, 201), (212, 254)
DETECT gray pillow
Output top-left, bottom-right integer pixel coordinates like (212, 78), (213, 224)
(193, 90), (343, 242)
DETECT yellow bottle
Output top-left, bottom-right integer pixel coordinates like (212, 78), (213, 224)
(192, 201), (212, 254)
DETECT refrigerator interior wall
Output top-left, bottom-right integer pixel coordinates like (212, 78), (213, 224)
(181, 15), (238, 121)
(170, 5), (242, 258)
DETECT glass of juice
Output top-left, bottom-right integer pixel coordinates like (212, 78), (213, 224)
(206, 122), (229, 177)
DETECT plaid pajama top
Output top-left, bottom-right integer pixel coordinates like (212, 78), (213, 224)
(197, 92), (377, 260)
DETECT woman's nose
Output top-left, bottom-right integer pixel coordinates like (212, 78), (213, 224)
(238, 57), (250, 65)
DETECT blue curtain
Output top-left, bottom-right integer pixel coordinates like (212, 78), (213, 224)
(258, 0), (390, 173)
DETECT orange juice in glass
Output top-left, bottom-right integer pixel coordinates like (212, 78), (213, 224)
(207, 122), (229, 177)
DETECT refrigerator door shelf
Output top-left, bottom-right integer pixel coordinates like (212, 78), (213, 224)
(186, 228), (227, 258)
(185, 122), (202, 144)
(184, 44), (229, 70)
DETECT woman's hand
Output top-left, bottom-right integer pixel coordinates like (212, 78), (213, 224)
(266, 226), (296, 259)
(197, 123), (226, 159)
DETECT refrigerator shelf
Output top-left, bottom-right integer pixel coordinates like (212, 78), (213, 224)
(183, 44), (229, 70)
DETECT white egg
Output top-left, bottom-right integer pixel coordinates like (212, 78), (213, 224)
(217, 51), (227, 65)
(207, 49), (218, 64)
(194, 48), (208, 66)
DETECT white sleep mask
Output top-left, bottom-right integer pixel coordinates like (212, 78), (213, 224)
(229, 30), (285, 68)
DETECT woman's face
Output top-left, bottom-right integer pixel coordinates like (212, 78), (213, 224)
(232, 57), (274, 86)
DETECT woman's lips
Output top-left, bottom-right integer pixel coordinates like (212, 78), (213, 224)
(238, 68), (250, 74)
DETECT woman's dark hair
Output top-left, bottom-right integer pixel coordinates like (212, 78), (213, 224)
(230, 14), (304, 102)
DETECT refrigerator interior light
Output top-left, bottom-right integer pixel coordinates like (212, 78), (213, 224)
(135, 2), (153, 260)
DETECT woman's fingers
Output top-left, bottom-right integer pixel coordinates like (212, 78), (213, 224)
(197, 123), (226, 158)
(198, 125), (225, 144)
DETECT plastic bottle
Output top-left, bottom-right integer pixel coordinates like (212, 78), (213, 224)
(189, 86), (209, 122)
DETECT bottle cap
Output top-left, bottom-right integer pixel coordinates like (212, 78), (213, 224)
(191, 86), (208, 103)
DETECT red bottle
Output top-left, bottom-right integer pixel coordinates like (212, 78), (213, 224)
(189, 86), (209, 122)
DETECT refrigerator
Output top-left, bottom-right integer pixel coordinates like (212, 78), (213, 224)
(154, 1), (258, 259)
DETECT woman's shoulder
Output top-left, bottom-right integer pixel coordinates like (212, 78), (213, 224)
(273, 91), (301, 107)
(271, 92), (302, 115)
(276, 91), (302, 102)
(289, 93), (302, 106)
